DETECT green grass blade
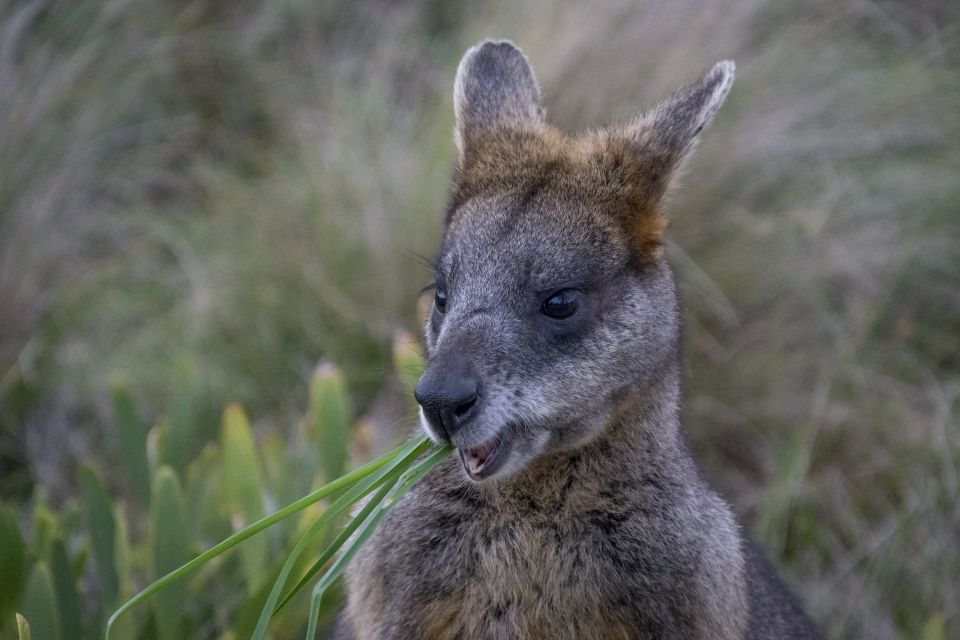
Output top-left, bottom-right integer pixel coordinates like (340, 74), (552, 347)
(272, 438), (443, 615)
(250, 483), (389, 640)
(250, 437), (430, 639)
(272, 479), (392, 616)
(105, 434), (429, 640)
(304, 445), (451, 639)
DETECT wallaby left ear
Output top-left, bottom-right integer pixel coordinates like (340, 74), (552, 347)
(453, 40), (544, 161)
(623, 61), (735, 201)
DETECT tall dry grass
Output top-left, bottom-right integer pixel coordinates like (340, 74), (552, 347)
(1, 1), (957, 637)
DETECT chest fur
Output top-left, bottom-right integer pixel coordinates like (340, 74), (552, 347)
(345, 477), (717, 640)
(423, 524), (643, 639)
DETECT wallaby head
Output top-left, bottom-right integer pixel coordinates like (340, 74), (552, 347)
(415, 40), (734, 482)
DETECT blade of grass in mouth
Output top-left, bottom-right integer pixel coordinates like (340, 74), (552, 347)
(104, 435), (431, 640)
(304, 444), (452, 639)
(272, 477), (392, 616)
(250, 438), (434, 639)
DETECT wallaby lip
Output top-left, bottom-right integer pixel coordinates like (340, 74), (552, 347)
(458, 430), (511, 481)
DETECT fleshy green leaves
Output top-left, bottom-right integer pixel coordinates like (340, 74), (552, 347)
(21, 563), (60, 640)
(308, 364), (350, 483)
(222, 405), (268, 594)
(80, 466), (120, 606)
(111, 382), (152, 505)
(48, 538), (83, 639)
(0, 503), (27, 625)
(165, 357), (199, 475)
(150, 467), (189, 640)
(15, 614), (30, 640)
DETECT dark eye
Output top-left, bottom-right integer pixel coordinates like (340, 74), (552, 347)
(541, 289), (581, 319)
(434, 288), (448, 313)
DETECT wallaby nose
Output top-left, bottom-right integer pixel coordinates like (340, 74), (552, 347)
(414, 368), (480, 440)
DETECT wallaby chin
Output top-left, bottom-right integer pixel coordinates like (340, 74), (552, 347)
(342, 40), (821, 640)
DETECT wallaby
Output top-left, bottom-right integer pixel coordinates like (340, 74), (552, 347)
(338, 40), (822, 640)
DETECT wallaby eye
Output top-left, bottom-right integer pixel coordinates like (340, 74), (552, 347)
(541, 289), (581, 319)
(434, 288), (448, 313)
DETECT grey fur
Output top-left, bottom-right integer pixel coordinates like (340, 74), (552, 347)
(454, 39), (545, 159)
(341, 40), (821, 639)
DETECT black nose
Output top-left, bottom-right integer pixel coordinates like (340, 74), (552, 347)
(414, 369), (480, 439)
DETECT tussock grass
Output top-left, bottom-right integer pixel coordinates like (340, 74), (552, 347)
(1, 0), (958, 637)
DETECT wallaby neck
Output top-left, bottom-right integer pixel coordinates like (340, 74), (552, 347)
(479, 361), (690, 511)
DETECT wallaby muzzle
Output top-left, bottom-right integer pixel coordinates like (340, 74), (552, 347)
(414, 358), (480, 441)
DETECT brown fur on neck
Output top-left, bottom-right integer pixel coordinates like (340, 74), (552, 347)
(476, 363), (683, 510)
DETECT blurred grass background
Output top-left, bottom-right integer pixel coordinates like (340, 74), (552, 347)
(0, 0), (957, 638)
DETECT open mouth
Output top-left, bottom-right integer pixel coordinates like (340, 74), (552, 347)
(458, 430), (512, 480)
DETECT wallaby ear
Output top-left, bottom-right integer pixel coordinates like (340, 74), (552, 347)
(622, 60), (735, 201)
(453, 40), (544, 159)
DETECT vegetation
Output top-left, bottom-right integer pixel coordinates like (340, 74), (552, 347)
(1, 1), (957, 638)
(4, 342), (445, 639)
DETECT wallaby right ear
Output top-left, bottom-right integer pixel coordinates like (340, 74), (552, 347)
(453, 40), (544, 161)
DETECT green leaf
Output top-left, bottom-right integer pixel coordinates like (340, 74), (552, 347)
(165, 356), (198, 474)
(22, 562), (60, 640)
(222, 404), (267, 593)
(150, 467), (189, 640)
(308, 363), (350, 482)
(79, 466), (119, 605)
(111, 382), (152, 504)
(0, 503), (27, 626)
(15, 613), (30, 640)
(49, 538), (83, 640)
